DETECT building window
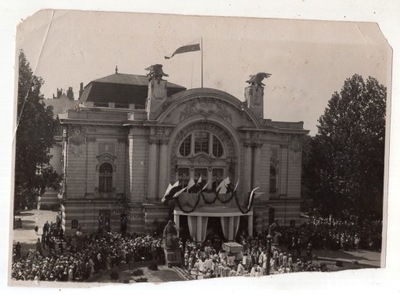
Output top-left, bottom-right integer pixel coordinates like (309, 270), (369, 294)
(178, 167), (190, 188)
(212, 168), (224, 190)
(115, 103), (129, 109)
(194, 131), (209, 154)
(179, 131), (225, 157)
(212, 136), (224, 157)
(179, 135), (191, 157)
(270, 166), (277, 194)
(71, 219), (79, 229)
(99, 162), (113, 193)
(194, 168), (208, 181)
(94, 102), (109, 107)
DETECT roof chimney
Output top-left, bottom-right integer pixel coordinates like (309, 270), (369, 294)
(79, 82), (84, 99)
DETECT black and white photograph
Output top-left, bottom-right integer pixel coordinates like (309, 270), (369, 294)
(1, 1), (399, 295)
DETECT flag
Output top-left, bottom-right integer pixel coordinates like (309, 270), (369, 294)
(161, 181), (180, 202)
(187, 178), (195, 192)
(216, 177), (230, 194)
(165, 41), (201, 59)
(173, 187), (188, 198)
(201, 180), (210, 192)
(233, 179), (240, 192)
(247, 187), (260, 209)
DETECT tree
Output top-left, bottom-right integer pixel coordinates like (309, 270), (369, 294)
(308, 74), (386, 219)
(14, 51), (60, 211)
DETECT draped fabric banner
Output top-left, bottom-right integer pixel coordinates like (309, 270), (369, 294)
(220, 216), (241, 241)
(234, 216), (241, 239)
(220, 217), (229, 240)
(201, 217), (209, 243)
(187, 216), (197, 240)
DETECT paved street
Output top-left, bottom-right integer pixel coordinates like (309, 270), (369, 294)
(13, 209), (57, 246)
(314, 248), (381, 268)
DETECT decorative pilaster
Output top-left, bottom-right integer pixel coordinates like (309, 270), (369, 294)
(252, 142), (263, 190)
(158, 139), (169, 199)
(147, 139), (158, 201)
(243, 140), (252, 194)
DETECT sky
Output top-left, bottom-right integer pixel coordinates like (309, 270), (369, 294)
(16, 10), (391, 135)
(2, 1), (400, 296)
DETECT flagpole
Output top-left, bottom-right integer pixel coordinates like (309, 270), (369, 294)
(201, 37), (203, 88)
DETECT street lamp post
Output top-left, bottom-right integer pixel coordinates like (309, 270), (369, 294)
(266, 227), (273, 275)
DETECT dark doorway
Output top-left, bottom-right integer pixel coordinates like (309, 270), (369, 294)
(269, 207), (275, 225)
(205, 217), (225, 251)
(99, 209), (111, 232)
(236, 216), (249, 243)
(179, 216), (191, 245)
(120, 214), (127, 233)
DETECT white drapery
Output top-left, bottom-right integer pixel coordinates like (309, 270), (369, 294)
(220, 216), (241, 241)
(201, 217), (208, 242)
(187, 216), (208, 242)
(187, 216), (197, 240)
(220, 217), (229, 240)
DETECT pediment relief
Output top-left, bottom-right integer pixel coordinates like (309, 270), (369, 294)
(96, 152), (117, 169)
(179, 97), (233, 123)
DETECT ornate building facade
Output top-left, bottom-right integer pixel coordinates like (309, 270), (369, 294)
(58, 66), (308, 240)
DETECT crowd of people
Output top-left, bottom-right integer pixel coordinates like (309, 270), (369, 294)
(12, 230), (164, 282)
(181, 230), (322, 279)
(278, 215), (382, 253)
(12, 214), (381, 282)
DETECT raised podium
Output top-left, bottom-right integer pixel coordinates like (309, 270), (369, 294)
(222, 242), (243, 261)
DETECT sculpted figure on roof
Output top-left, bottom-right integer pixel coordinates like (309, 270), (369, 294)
(146, 64), (169, 81)
(246, 72), (271, 87)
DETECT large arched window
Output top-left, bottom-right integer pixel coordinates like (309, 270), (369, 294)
(99, 163), (113, 193)
(179, 131), (224, 157)
(179, 135), (191, 157)
(194, 131), (209, 154)
(270, 166), (277, 194)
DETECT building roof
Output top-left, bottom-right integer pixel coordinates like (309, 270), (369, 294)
(43, 98), (77, 119)
(79, 73), (186, 105)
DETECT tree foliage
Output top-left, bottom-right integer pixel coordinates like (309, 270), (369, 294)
(303, 74), (386, 219)
(14, 51), (60, 211)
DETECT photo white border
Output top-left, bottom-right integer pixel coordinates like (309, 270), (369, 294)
(1, 1), (399, 297)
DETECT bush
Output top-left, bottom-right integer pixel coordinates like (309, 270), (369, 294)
(131, 269), (144, 276)
(134, 277), (148, 283)
(335, 261), (343, 267)
(148, 263), (158, 271)
(110, 271), (119, 280)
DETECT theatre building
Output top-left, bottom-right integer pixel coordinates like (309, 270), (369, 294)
(58, 65), (308, 242)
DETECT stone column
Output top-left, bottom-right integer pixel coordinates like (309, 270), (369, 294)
(128, 136), (135, 199)
(147, 139), (158, 201)
(158, 140), (168, 198)
(228, 216), (235, 241)
(248, 214), (254, 237)
(197, 216), (202, 243)
(252, 142), (262, 190)
(243, 140), (253, 194)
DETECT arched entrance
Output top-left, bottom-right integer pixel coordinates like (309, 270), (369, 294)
(170, 121), (237, 186)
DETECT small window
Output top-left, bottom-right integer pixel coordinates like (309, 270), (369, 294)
(212, 136), (224, 157)
(99, 163), (113, 193)
(178, 167), (190, 188)
(71, 219), (79, 229)
(179, 135), (191, 157)
(115, 103), (129, 109)
(212, 168), (224, 190)
(94, 102), (109, 107)
(194, 131), (209, 154)
(194, 168), (208, 181)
